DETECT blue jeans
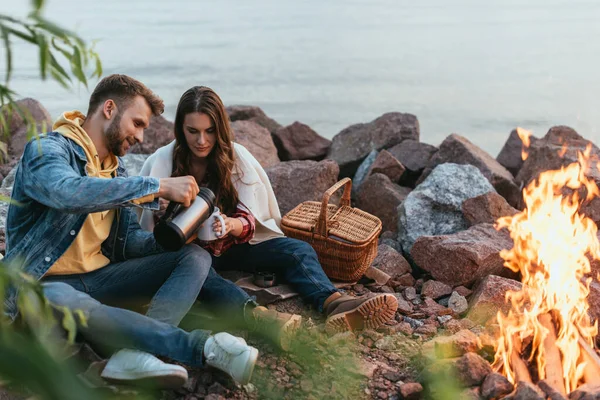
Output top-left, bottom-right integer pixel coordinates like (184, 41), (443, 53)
(198, 238), (338, 317)
(41, 244), (212, 366)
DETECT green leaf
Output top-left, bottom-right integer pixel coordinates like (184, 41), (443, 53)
(2, 25), (36, 44)
(0, 27), (11, 84)
(70, 46), (87, 86)
(36, 34), (49, 79)
(49, 66), (70, 89)
(60, 306), (77, 344)
(49, 52), (72, 82)
(31, 0), (45, 12)
(32, 15), (78, 42)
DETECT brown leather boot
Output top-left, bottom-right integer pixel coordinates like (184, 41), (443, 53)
(324, 293), (398, 334)
(247, 306), (302, 351)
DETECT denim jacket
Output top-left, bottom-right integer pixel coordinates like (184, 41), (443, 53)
(3, 132), (163, 320)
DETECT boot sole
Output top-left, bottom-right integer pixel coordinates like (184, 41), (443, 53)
(101, 366), (188, 389)
(325, 294), (398, 334)
(239, 347), (259, 386)
(280, 315), (302, 351)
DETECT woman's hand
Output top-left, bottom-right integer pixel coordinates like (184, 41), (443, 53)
(213, 214), (243, 238)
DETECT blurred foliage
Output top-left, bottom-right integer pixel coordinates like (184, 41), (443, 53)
(0, 0), (102, 146)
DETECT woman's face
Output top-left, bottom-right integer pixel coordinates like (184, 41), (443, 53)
(182, 112), (217, 160)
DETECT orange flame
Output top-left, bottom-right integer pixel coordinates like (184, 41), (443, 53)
(493, 145), (600, 393)
(516, 127), (532, 161)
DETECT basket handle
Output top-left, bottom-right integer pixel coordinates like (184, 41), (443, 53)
(315, 178), (352, 237)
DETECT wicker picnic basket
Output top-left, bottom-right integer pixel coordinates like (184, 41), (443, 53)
(280, 178), (382, 282)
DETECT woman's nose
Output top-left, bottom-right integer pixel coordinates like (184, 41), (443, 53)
(198, 132), (206, 145)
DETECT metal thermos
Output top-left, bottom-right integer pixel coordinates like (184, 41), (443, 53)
(154, 187), (216, 251)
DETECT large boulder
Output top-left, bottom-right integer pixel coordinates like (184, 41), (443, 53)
(468, 275), (523, 324)
(129, 115), (174, 154)
(387, 139), (438, 187)
(351, 150), (378, 197)
(1, 98), (53, 161)
(356, 173), (411, 233)
(226, 105), (282, 134)
(232, 120), (280, 168)
(327, 112), (419, 178)
(266, 160), (339, 216)
(516, 126), (598, 185)
(496, 128), (538, 177)
(410, 224), (514, 287)
(397, 163), (494, 253)
(272, 122), (331, 161)
(427, 134), (520, 207)
(515, 126), (600, 222)
(461, 192), (518, 226)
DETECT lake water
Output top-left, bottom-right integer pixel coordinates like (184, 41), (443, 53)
(3, 0), (600, 156)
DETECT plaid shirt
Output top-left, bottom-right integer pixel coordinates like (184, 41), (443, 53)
(196, 203), (255, 256)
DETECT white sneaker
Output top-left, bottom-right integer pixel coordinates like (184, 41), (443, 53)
(100, 349), (188, 389)
(204, 332), (259, 385)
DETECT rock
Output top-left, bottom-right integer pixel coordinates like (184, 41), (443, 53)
(481, 372), (514, 400)
(121, 154), (150, 176)
(428, 329), (481, 359)
(515, 125), (600, 222)
(569, 383), (600, 400)
(387, 140), (438, 188)
(232, 120), (280, 167)
(375, 336), (396, 351)
(459, 387), (482, 400)
(512, 381), (545, 400)
(363, 266), (392, 286)
(129, 115), (174, 154)
(226, 105), (282, 134)
(404, 287), (417, 301)
(421, 281), (453, 300)
(266, 159), (339, 215)
(421, 297), (451, 317)
(396, 273), (416, 287)
(399, 382), (423, 400)
(586, 280), (600, 323)
(461, 192), (519, 226)
(2, 98), (53, 161)
(328, 112), (419, 178)
(468, 275), (523, 324)
(455, 352), (492, 387)
(454, 286), (473, 298)
(397, 163), (494, 253)
(207, 382), (228, 396)
(395, 294), (414, 315)
(352, 149), (378, 197)
(537, 380), (568, 400)
(272, 121), (331, 161)
(447, 291), (468, 315)
(371, 244), (412, 278)
(395, 322), (414, 336)
(427, 134), (520, 207)
(414, 324), (437, 336)
(496, 128), (538, 176)
(367, 150), (406, 183)
(357, 173), (411, 233)
(403, 316), (424, 330)
(410, 223), (514, 287)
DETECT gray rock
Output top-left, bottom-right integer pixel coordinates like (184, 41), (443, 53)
(328, 112), (419, 178)
(427, 134), (520, 207)
(367, 150), (406, 183)
(351, 149), (378, 197)
(448, 291), (468, 315)
(272, 121), (331, 161)
(387, 139), (438, 187)
(397, 163), (494, 253)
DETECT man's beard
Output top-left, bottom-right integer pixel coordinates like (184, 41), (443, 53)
(105, 113), (127, 156)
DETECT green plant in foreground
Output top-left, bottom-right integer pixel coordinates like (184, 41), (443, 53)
(0, 0), (102, 145)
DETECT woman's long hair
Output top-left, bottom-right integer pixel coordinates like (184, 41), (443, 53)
(172, 86), (239, 215)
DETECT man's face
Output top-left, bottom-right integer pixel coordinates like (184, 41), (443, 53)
(104, 95), (151, 156)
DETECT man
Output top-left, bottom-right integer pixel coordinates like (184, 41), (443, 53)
(3, 74), (258, 388)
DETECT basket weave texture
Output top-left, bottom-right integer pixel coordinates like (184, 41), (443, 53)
(281, 178), (382, 281)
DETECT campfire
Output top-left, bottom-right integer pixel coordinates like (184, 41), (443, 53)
(492, 144), (600, 396)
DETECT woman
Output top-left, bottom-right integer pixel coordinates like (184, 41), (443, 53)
(138, 86), (398, 349)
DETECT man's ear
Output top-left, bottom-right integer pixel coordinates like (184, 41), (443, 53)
(102, 99), (118, 120)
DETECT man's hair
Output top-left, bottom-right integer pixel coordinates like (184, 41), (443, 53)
(87, 74), (164, 117)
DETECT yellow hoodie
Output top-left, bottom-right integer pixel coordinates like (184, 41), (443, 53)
(46, 111), (119, 276)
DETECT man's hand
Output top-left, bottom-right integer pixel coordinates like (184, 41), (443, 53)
(157, 176), (199, 207)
